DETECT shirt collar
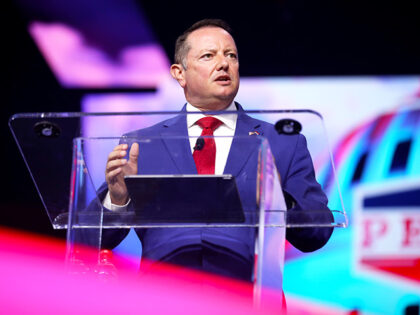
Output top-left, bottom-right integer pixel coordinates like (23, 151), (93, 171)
(186, 102), (237, 130)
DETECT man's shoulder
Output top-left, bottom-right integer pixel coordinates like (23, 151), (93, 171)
(239, 111), (304, 154)
(240, 111), (296, 139)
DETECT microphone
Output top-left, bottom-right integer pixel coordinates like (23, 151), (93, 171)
(274, 119), (302, 135)
(194, 137), (205, 151)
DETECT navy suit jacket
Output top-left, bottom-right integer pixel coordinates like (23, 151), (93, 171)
(100, 103), (333, 279)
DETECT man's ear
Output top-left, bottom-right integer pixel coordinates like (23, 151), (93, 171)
(170, 64), (186, 88)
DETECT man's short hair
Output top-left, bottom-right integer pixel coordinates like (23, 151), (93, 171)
(174, 19), (234, 69)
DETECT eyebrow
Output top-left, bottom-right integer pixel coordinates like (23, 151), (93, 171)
(197, 48), (217, 55)
(197, 48), (237, 55)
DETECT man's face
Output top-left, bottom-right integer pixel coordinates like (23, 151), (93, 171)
(174, 27), (240, 111)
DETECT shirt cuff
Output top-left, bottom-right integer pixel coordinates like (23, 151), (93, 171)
(103, 191), (130, 212)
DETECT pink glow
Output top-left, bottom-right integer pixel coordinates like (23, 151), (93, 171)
(29, 21), (171, 88)
(0, 228), (284, 314)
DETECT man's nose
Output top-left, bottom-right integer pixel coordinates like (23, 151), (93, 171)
(216, 56), (229, 71)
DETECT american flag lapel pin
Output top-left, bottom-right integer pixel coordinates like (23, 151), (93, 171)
(249, 131), (260, 136)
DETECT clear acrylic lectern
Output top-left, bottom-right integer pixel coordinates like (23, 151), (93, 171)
(9, 109), (347, 309)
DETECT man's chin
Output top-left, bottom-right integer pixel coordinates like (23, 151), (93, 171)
(215, 87), (238, 100)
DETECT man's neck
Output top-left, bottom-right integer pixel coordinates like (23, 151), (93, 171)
(187, 99), (233, 111)
(187, 101), (236, 112)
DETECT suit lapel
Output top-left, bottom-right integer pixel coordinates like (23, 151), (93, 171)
(159, 103), (264, 176)
(224, 105), (264, 176)
(160, 108), (197, 174)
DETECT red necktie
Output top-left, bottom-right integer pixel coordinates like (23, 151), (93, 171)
(193, 117), (223, 174)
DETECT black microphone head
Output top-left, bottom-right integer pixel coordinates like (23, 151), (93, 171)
(194, 137), (205, 151)
(34, 121), (61, 138)
(275, 119), (302, 135)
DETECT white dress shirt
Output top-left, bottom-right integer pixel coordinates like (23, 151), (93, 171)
(104, 102), (238, 210)
(186, 102), (237, 175)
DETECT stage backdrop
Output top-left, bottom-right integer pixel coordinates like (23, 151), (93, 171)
(82, 76), (420, 315)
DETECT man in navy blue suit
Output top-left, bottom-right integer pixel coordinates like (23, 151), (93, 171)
(102, 19), (333, 281)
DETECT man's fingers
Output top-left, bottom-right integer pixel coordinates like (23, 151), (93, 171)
(106, 159), (127, 173)
(106, 143), (137, 185)
(128, 142), (139, 163)
(107, 150), (126, 161)
(108, 149), (127, 161)
(106, 167), (122, 180)
(114, 143), (128, 151)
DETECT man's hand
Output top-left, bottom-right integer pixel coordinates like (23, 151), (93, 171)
(105, 143), (139, 205)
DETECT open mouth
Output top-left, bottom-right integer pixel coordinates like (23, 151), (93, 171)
(215, 75), (231, 82)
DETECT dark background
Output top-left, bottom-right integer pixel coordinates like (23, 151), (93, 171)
(2, 0), (420, 239)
